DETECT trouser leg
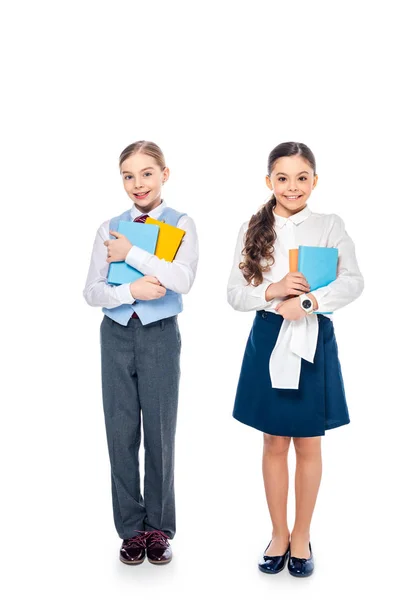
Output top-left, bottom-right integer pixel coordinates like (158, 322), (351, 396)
(100, 316), (146, 539)
(133, 316), (181, 539)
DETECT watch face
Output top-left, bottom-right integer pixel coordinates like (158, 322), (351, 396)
(302, 299), (312, 309)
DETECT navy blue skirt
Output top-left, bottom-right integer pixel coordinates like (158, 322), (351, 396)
(233, 311), (350, 437)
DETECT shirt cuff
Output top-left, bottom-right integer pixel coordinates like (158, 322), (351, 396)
(125, 245), (150, 271)
(114, 283), (136, 305)
(249, 280), (275, 306)
(310, 286), (330, 311)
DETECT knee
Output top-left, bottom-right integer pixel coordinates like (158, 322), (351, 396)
(263, 434), (291, 456)
(293, 436), (321, 458)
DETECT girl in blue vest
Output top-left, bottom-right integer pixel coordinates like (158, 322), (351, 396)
(83, 141), (199, 565)
(227, 142), (364, 577)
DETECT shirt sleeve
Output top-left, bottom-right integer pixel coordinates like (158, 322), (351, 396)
(227, 222), (275, 312)
(311, 214), (364, 312)
(124, 215), (199, 294)
(83, 221), (136, 308)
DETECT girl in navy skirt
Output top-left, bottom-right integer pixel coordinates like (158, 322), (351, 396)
(227, 142), (364, 577)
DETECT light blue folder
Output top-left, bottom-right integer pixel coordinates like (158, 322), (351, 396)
(107, 221), (160, 286)
(298, 246), (338, 315)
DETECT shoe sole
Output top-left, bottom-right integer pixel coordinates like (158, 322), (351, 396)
(119, 556), (146, 565)
(147, 557), (173, 565)
(258, 565), (286, 574)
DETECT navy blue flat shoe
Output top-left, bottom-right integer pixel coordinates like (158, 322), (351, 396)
(288, 542), (314, 577)
(258, 541), (290, 574)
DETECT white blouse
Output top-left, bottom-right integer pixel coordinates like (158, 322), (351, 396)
(227, 205), (364, 389)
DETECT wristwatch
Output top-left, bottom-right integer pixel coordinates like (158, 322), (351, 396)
(299, 293), (314, 314)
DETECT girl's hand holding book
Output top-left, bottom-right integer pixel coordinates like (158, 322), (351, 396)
(265, 272), (310, 301)
(130, 276), (167, 301)
(105, 231), (133, 263)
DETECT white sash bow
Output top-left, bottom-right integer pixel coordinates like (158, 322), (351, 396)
(269, 313), (319, 389)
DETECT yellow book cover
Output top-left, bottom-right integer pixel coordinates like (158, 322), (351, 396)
(145, 217), (186, 261)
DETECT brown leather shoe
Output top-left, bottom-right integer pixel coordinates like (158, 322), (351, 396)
(146, 531), (172, 564)
(120, 532), (148, 565)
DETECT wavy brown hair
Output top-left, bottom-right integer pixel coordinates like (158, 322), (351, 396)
(119, 140), (166, 171)
(240, 142), (316, 285)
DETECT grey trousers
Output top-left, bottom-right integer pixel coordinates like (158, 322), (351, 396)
(100, 314), (181, 540)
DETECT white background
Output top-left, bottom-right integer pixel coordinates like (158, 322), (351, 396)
(2, 1), (399, 598)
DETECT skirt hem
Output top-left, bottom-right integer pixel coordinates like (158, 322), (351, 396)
(233, 413), (350, 438)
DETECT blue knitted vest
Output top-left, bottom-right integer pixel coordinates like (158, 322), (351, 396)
(102, 206), (186, 326)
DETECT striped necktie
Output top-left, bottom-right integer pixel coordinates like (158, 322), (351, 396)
(134, 214), (149, 223)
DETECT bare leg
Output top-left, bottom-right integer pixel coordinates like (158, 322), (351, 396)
(262, 434), (291, 555)
(291, 436), (322, 558)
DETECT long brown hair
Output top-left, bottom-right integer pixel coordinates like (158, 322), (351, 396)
(240, 142), (316, 286)
(119, 140), (166, 171)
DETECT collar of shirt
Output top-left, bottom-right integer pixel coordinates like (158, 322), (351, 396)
(273, 204), (311, 229)
(130, 199), (167, 221)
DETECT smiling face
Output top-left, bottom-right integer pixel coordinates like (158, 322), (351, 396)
(265, 155), (318, 218)
(120, 152), (170, 213)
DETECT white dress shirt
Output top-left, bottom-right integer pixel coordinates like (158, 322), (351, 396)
(227, 205), (364, 389)
(83, 200), (199, 308)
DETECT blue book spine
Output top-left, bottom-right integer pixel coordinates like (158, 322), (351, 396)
(107, 221), (160, 286)
(298, 246), (338, 315)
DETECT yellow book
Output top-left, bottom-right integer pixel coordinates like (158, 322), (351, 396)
(145, 217), (186, 261)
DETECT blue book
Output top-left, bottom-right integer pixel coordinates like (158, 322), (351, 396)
(298, 246), (338, 315)
(107, 221), (160, 286)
